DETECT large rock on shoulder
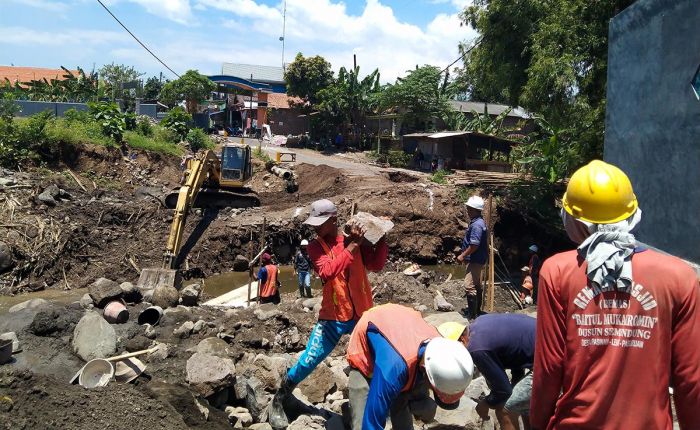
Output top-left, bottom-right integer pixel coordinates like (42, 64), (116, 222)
(423, 311), (469, 330)
(186, 352), (236, 397)
(88, 278), (123, 308)
(72, 311), (117, 361)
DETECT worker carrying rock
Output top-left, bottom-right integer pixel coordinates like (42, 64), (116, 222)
(251, 253), (280, 304)
(531, 160), (700, 429)
(347, 304), (474, 430)
(456, 195), (488, 319)
(268, 199), (388, 429)
(439, 313), (536, 430)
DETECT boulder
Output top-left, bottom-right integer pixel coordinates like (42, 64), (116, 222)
(301, 297), (321, 309)
(37, 184), (60, 206)
(433, 294), (455, 312)
(119, 282), (142, 303)
(287, 414), (326, 430)
(174, 321), (195, 338)
(249, 424), (273, 430)
(152, 285), (179, 309)
(192, 319), (206, 334)
(186, 352), (236, 397)
(180, 283), (202, 306)
(423, 393), (492, 429)
(226, 406), (253, 427)
(141, 288), (154, 303)
(88, 278), (123, 308)
(143, 323), (158, 339)
(245, 376), (270, 422)
(239, 353), (292, 390)
(8, 298), (51, 314)
(298, 363), (337, 403)
(196, 337), (232, 358)
(29, 310), (73, 336)
(0, 241), (13, 274)
(254, 305), (282, 321)
(79, 294), (94, 310)
(423, 311), (469, 330)
(126, 335), (152, 352)
(72, 311), (117, 361)
(233, 255), (250, 272)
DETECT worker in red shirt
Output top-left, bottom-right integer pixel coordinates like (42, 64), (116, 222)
(531, 160), (700, 430)
(268, 199), (388, 429)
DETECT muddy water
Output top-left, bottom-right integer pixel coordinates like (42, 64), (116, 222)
(200, 264), (471, 299)
(0, 288), (86, 314)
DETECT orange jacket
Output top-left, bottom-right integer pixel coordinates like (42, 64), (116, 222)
(313, 236), (374, 321)
(260, 264), (278, 298)
(347, 304), (439, 392)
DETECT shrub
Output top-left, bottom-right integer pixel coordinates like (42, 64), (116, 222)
(252, 145), (271, 163)
(153, 126), (180, 144)
(124, 131), (183, 156)
(161, 107), (191, 140)
(185, 128), (213, 152)
(429, 168), (451, 184)
(136, 117), (153, 136)
(124, 112), (137, 131)
(63, 108), (92, 124)
(387, 150), (411, 168)
(88, 101), (124, 144)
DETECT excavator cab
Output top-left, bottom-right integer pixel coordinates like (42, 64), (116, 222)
(220, 144), (253, 186)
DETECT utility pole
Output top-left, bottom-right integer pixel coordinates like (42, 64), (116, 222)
(280, 0), (287, 70)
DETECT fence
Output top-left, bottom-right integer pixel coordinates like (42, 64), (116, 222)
(13, 100), (160, 119)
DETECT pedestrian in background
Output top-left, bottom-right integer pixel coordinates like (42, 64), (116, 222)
(252, 253), (280, 305)
(457, 195), (488, 319)
(294, 239), (312, 298)
(527, 245), (541, 303)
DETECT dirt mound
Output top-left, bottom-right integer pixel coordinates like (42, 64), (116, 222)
(386, 171), (419, 183)
(293, 163), (345, 197)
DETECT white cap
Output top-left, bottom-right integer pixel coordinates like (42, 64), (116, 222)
(303, 199), (337, 226)
(300, 239), (309, 246)
(465, 196), (484, 211)
(424, 337), (473, 409)
(529, 244), (539, 253)
(521, 265), (530, 272)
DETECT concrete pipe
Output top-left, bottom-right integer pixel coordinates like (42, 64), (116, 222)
(271, 166), (293, 180)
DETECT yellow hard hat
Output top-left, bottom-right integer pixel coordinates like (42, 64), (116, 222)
(437, 322), (467, 342)
(562, 160), (638, 224)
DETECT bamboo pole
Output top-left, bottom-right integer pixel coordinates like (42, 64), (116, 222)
(246, 229), (254, 306)
(256, 217), (267, 306)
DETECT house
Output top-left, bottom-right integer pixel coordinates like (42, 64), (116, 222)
(449, 100), (534, 135)
(403, 131), (518, 173)
(0, 66), (79, 86)
(207, 63), (306, 135)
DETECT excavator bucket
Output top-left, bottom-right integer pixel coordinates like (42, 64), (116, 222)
(136, 268), (181, 291)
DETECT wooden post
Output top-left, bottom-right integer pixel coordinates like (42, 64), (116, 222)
(483, 195), (495, 312)
(256, 217), (267, 306)
(246, 229), (253, 306)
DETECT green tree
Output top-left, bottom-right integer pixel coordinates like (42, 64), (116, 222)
(284, 53), (334, 107)
(458, 0), (635, 163)
(143, 76), (164, 100)
(98, 63), (144, 100)
(160, 70), (216, 114)
(380, 65), (453, 132)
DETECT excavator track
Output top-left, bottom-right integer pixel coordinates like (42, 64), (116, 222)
(164, 187), (260, 209)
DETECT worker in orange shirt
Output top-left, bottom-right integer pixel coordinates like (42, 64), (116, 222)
(251, 253), (280, 304)
(531, 160), (700, 429)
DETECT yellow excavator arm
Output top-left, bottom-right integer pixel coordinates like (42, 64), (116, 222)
(163, 150), (220, 269)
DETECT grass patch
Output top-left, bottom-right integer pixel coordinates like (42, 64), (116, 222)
(429, 168), (452, 184)
(44, 117), (114, 148)
(124, 131), (183, 156)
(253, 145), (271, 163)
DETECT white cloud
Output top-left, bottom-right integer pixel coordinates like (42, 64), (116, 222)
(126, 0), (194, 25)
(195, 0), (478, 82)
(0, 26), (127, 47)
(7, 0), (70, 12)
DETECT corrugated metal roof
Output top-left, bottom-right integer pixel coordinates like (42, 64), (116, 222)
(450, 100), (531, 119)
(221, 63), (285, 83)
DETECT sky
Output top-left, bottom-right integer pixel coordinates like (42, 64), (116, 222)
(0, 0), (478, 83)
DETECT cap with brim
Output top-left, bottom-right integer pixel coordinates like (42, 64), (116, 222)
(521, 266), (530, 272)
(304, 199), (338, 226)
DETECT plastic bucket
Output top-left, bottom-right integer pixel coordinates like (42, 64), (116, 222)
(78, 359), (114, 388)
(138, 306), (163, 326)
(0, 340), (12, 365)
(103, 300), (129, 324)
(114, 358), (146, 383)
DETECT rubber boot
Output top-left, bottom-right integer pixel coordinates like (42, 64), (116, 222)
(466, 296), (478, 320)
(269, 375), (296, 430)
(304, 286), (312, 298)
(475, 293), (483, 316)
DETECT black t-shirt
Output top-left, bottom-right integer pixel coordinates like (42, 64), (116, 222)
(294, 251), (310, 272)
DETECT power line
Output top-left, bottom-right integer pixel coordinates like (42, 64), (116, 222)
(96, 0), (180, 78)
(441, 36), (483, 75)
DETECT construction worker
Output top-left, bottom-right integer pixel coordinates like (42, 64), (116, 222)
(456, 195), (488, 319)
(531, 160), (700, 429)
(268, 199), (388, 429)
(439, 313), (536, 430)
(294, 239), (312, 298)
(526, 245), (541, 303)
(348, 304), (474, 430)
(520, 266), (534, 305)
(251, 253), (280, 304)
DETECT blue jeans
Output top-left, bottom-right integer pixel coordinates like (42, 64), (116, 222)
(287, 319), (356, 385)
(297, 271), (312, 297)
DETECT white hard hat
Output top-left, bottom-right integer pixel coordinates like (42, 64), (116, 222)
(300, 239), (309, 246)
(465, 196), (484, 211)
(424, 337), (473, 409)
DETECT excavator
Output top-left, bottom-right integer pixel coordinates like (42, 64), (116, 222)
(136, 142), (260, 292)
